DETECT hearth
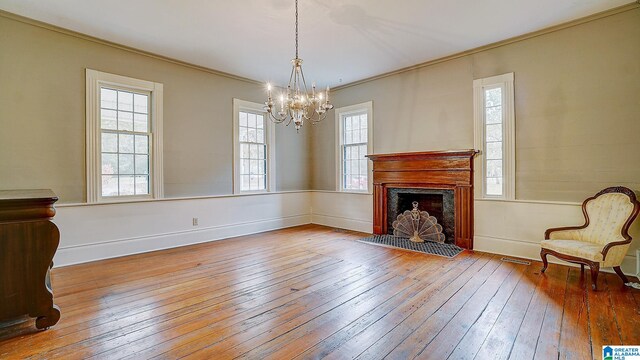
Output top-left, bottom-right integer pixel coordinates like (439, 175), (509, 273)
(387, 188), (455, 244)
(366, 150), (478, 249)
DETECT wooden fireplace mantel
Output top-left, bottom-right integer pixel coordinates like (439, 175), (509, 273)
(366, 150), (478, 249)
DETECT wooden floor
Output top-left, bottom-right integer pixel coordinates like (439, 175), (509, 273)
(0, 225), (638, 359)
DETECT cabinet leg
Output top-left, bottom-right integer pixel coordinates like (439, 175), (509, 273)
(35, 305), (60, 330)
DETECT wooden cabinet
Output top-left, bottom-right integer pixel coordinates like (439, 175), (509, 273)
(0, 190), (61, 329)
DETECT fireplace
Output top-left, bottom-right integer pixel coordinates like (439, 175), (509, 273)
(387, 188), (455, 244)
(366, 150), (478, 249)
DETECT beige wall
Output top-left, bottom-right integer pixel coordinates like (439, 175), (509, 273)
(0, 14), (311, 203)
(312, 8), (640, 203)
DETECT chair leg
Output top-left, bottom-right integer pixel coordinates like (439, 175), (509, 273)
(540, 249), (549, 273)
(580, 264), (584, 273)
(613, 266), (629, 284)
(589, 263), (600, 291)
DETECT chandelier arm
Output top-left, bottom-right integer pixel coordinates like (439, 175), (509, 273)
(298, 67), (311, 101)
(267, 111), (287, 124)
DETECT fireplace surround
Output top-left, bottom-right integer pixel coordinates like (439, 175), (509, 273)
(366, 150), (478, 249)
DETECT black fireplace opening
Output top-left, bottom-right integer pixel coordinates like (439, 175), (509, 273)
(387, 188), (455, 244)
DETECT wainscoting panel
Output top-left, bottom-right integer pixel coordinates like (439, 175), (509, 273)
(474, 199), (639, 276)
(310, 191), (373, 233)
(53, 191), (311, 267)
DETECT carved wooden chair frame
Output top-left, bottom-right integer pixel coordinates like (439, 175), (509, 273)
(540, 186), (640, 290)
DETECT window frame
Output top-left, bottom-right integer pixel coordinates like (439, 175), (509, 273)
(335, 101), (374, 193)
(473, 72), (515, 200)
(85, 69), (164, 203)
(232, 98), (275, 194)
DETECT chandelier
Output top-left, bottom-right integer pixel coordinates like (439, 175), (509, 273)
(264, 0), (333, 132)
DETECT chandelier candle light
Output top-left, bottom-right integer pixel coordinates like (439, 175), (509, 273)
(264, 0), (333, 132)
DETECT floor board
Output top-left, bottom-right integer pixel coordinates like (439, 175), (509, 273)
(0, 224), (638, 360)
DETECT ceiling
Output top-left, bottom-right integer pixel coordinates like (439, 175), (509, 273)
(0, 0), (632, 87)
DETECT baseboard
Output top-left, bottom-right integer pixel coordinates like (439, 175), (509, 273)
(474, 235), (638, 278)
(311, 213), (373, 234)
(54, 214), (311, 267)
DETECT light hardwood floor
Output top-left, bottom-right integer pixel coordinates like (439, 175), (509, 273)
(0, 224), (638, 359)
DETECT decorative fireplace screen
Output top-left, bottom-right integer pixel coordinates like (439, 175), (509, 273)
(392, 201), (446, 244)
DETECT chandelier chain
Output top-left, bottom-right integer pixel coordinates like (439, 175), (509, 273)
(295, 0), (299, 59)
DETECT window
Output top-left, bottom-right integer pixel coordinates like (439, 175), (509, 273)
(336, 101), (373, 192)
(473, 73), (515, 199)
(86, 69), (163, 203)
(233, 99), (275, 193)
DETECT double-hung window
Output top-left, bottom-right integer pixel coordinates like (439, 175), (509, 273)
(233, 99), (275, 193)
(473, 73), (515, 199)
(336, 101), (373, 192)
(86, 69), (164, 202)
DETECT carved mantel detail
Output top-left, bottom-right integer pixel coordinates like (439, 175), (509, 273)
(366, 150), (478, 249)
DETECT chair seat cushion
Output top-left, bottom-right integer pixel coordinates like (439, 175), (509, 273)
(541, 239), (604, 262)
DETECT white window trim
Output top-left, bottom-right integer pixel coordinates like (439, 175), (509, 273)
(232, 98), (276, 194)
(473, 72), (515, 200)
(335, 101), (374, 194)
(85, 69), (164, 203)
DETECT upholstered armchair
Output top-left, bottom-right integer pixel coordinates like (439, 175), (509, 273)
(540, 187), (639, 290)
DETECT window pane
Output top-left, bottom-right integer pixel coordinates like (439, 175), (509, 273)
(257, 115), (264, 129)
(118, 91), (133, 111)
(486, 124), (502, 142)
(352, 129), (360, 143)
(259, 160), (265, 175)
(250, 160), (258, 174)
(119, 154), (134, 174)
(135, 135), (148, 154)
(102, 175), (118, 196)
(134, 113), (148, 132)
(119, 134), (134, 153)
(241, 175), (250, 191)
(486, 159), (503, 178)
(239, 127), (247, 142)
(239, 112), (248, 127)
(101, 109), (117, 130)
(360, 129), (367, 143)
(486, 106), (502, 125)
(247, 128), (256, 143)
(360, 114), (367, 129)
(101, 154), (118, 175)
(485, 88), (502, 107)
(135, 155), (149, 175)
(135, 175), (149, 195)
(486, 177), (503, 196)
(344, 116), (352, 132)
(486, 142), (502, 160)
(119, 175), (135, 195)
(345, 130), (352, 144)
(240, 144), (249, 158)
(352, 116), (360, 130)
(250, 175), (259, 189)
(118, 111), (133, 131)
(359, 159), (367, 175)
(258, 144), (265, 158)
(249, 144), (258, 159)
(248, 113), (257, 128)
(359, 144), (367, 159)
(102, 133), (118, 152)
(133, 93), (148, 114)
(257, 129), (264, 143)
(101, 88), (117, 109)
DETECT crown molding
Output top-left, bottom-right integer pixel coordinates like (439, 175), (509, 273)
(332, 2), (640, 91)
(0, 9), (263, 86)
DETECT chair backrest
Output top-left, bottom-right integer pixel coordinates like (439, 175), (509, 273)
(580, 187), (639, 245)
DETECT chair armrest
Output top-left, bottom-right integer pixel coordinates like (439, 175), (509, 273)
(544, 226), (586, 240)
(601, 239), (632, 260)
